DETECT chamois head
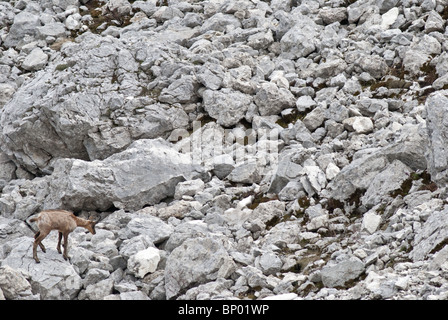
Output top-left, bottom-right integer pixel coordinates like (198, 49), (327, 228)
(85, 217), (97, 235)
(86, 220), (96, 235)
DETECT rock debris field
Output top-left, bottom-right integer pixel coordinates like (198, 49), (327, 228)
(2, 0), (448, 300)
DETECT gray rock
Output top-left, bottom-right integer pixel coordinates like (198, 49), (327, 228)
(280, 15), (319, 59)
(314, 57), (348, 79)
(1, 236), (82, 300)
(378, 0), (400, 14)
(411, 208), (448, 261)
(182, 278), (233, 300)
(303, 165), (327, 194)
(84, 278), (114, 300)
(3, 11), (40, 48)
(321, 259), (365, 288)
(0, 216), (33, 246)
(174, 179), (205, 200)
(247, 29), (274, 50)
(227, 160), (262, 184)
(120, 290), (150, 300)
(325, 152), (389, 202)
(254, 82), (296, 116)
(164, 236), (235, 299)
(200, 12), (241, 33)
(120, 214), (173, 244)
(426, 91), (448, 185)
(362, 209), (382, 234)
(0, 265), (33, 299)
(212, 154), (235, 179)
(296, 95), (317, 113)
(36, 22), (67, 40)
(127, 247), (160, 278)
(203, 88), (253, 127)
(1, 34), (191, 173)
(0, 83), (15, 108)
(197, 63), (225, 90)
(319, 7), (348, 25)
(164, 220), (210, 252)
(355, 55), (388, 79)
(303, 107), (325, 132)
(326, 123), (428, 202)
(44, 139), (205, 211)
(21, 48), (48, 71)
(256, 252), (283, 276)
(281, 119), (315, 147)
(403, 50), (430, 76)
(361, 160), (412, 208)
(424, 11), (445, 33)
(158, 75), (199, 104)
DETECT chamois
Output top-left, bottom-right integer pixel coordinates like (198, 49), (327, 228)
(29, 210), (97, 263)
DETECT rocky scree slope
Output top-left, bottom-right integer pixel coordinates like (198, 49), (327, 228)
(1, 0), (448, 300)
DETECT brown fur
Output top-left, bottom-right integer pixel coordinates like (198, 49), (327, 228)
(30, 210), (96, 263)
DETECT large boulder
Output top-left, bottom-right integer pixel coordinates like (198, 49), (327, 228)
(0, 236), (82, 300)
(280, 15), (319, 59)
(325, 124), (428, 203)
(321, 258), (365, 288)
(0, 265), (33, 300)
(0, 33), (191, 174)
(410, 207), (448, 261)
(164, 236), (236, 299)
(43, 138), (206, 211)
(3, 11), (41, 48)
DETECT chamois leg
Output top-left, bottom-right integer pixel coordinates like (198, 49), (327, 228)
(62, 233), (69, 260)
(34, 231), (46, 252)
(33, 231), (49, 263)
(57, 232), (63, 254)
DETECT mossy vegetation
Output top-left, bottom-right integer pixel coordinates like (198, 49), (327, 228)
(139, 86), (162, 99)
(367, 63), (411, 99)
(56, 63), (69, 71)
(389, 170), (437, 198)
(248, 193), (279, 210)
(81, 0), (140, 34)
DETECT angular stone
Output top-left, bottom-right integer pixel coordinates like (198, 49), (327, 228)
(127, 247), (161, 278)
(1, 236), (82, 300)
(343, 116), (374, 134)
(36, 22), (66, 40)
(0, 266), (32, 299)
(158, 75), (199, 104)
(321, 259), (365, 288)
(21, 48), (48, 71)
(203, 88), (253, 127)
(174, 179), (205, 199)
(425, 11), (445, 33)
(362, 210), (382, 234)
(227, 160), (262, 184)
(411, 208), (448, 261)
(296, 95), (317, 112)
(44, 138), (205, 211)
(164, 236), (235, 299)
(280, 16), (319, 59)
(361, 160), (412, 208)
(254, 82), (295, 116)
(319, 7), (348, 25)
(3, 11), (40, 48)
